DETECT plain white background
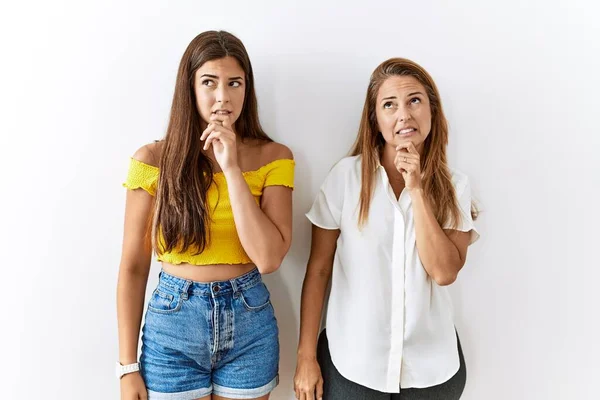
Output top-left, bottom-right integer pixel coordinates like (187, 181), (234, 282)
(1, 0), (598, 399)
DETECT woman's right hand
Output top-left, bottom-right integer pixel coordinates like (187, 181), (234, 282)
(294, 356), (324, 400)
(120, 372), (147, 400)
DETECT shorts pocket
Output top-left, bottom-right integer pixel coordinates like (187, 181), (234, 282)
(239, 282), (271, 312)
(147, 288), (182, 314)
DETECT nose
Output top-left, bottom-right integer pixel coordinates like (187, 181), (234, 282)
(215, 84), (230, 104)
(398, 107), (412, 122)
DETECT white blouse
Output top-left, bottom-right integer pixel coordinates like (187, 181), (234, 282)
(306, 155), (479, 392)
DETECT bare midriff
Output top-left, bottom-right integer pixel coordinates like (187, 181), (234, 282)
(161, 262), (257, 282)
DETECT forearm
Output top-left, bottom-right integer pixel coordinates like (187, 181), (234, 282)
(117, 267), (150, 364)
(297, 265), (331, 359)
(410, 188), (463, 285)
(224, 167), (288, 273)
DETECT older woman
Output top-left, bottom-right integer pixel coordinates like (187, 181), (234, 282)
(294, 58), (479, 400)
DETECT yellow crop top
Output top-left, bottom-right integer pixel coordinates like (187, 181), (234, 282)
(123, 157), (295, 265)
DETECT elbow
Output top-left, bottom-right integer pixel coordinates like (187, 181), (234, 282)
(255, 254), (285, 275)
(254, 239), (291, 275)
(252, 239), (291, 274)
(256, 260), (282, 275)
(433, 272), (457, 286)
(429, 256), (464, 286)
(431, 263), (461, 286)
(119, 259), (151, 278)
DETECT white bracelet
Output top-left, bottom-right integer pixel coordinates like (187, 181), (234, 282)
(115, 362), (140, 379)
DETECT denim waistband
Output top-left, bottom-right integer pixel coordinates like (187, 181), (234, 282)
(157, 267), (262, 298)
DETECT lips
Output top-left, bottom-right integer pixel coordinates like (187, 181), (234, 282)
(396, 128), (416, 135)
(212, 110), (232, 115)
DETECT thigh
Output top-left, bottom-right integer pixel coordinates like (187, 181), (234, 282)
(212, 395), (269, 400)
(394, 332), (467, 400)
(317, 330), (391, 400)
(140, 283), (213, 397)
(212, 282), (279, 399)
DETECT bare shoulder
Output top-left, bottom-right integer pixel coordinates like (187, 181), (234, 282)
(260, 141), (294, 164)
(132, 140), (164, 167)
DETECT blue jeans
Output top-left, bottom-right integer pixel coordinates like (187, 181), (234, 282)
(140, 268), (279, 399)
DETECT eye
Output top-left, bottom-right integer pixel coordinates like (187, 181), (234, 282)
(202, 79), (215, 87)
(410, 97), (421, 104)
(383, 101), (394, 109)
(230, 81), (242, 88)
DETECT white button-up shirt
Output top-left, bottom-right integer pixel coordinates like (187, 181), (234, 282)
(306, 155), (479, 392)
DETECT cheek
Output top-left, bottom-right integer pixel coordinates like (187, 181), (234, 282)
(234, 90), (245, 107)
(232, 91), (245, 117)
(416, 108), (432, 129)
(195, 89), (212, 107)
(203, 92), (216, 107)
(424, 112), (433, 131)
(376, 112), (395, 132)
(194, 91), (214, 121)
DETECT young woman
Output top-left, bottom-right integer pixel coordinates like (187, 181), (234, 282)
(294, 58), (479, 400)
(117, 31), (294, 400)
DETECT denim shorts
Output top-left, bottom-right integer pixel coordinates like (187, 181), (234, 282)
(140, 268), (279, 399)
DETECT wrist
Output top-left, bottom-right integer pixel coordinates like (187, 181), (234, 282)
(297, 348), (317, 361)
(223, 165), (242, 178)
(119, 352), (138, 365)
(409, 187), (424, 196)
(120, 370), (141, 382)
(116, 361), (140, 379)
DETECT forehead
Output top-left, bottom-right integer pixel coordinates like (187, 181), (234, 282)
(196, 56), (245, 78)
(377, 75), (425, 100)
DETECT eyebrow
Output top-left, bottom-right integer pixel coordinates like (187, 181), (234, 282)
(381, 92), (425, 102)
(199, 74), (244, 80)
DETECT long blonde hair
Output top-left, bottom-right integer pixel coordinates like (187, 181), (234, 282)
(350, 58), (477, 228)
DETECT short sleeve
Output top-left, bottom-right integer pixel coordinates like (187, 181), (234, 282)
(263, 159), (295, 189)
(122, 158), (159, 196)
(445, 174), (479, 245)
(306, 161), (346, 230)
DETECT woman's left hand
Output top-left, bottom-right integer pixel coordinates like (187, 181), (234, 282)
(394, 141), (423, 191)
(200, 114), (239, 173)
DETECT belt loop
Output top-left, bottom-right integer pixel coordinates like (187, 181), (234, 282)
(180, 280), (191, 300)
(230, 278), (239, 298)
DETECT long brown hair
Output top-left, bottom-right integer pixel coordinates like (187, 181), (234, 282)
(350, 58), (477, 228)
(153, 31), (272, 255)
